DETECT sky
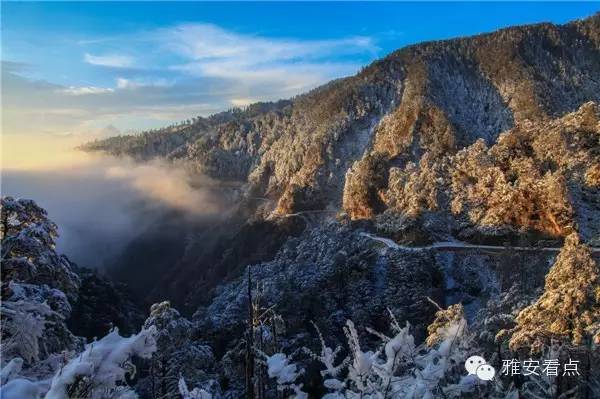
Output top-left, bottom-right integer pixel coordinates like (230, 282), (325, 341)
(2, 2), (600, 169)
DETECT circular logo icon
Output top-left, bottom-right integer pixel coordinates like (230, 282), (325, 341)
(465, 355), (486, 375)
(476, 364), (496, 381)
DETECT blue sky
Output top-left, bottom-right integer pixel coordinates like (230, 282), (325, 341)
(2, 2), (599, 141)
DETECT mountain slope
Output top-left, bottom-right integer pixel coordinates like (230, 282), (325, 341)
(84, 14), (600, 236)
(80, 14), (600, 321)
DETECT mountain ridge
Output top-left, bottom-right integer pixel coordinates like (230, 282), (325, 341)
(83, 13), (600, 243)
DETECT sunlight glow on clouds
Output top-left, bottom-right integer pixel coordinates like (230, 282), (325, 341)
(230, 98), (258, 107)
(105, 159), (222, 215)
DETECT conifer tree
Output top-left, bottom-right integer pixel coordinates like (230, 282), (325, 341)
(508, 233), (600, 352)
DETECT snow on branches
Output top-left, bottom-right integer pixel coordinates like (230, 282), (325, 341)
(264, 352), (307, 399)
(508, 233), (600, 352)
(178, 376), (213, 399)
(0, 326), (157, 399)
(299, 306), (479, 399)
(44, 326), (157, 399)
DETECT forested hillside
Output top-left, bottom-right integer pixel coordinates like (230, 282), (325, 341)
(3, 13), (600, 399)
(84, 14), (600, 229)
(1, 197), (599, 398)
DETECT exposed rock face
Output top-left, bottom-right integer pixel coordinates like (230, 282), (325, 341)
(83, 14), (600, 242)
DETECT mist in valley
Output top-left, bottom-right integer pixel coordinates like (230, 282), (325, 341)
(1, 153), (232, 276)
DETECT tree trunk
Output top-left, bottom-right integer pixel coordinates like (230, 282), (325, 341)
(245, 266), (255, 399)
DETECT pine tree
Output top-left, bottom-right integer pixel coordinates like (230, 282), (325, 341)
(141, 301), (215, 399)
(508, 233), (600, 352)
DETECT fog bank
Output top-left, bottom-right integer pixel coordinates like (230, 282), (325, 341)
(1, 153), (228, 268)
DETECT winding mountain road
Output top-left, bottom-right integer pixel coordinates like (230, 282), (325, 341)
(360, 232), (600, 254)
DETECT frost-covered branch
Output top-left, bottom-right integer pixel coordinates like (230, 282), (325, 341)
(44, 326), (157, 399)
(262, 352), (307, 399)
(178, 376), (212, 399)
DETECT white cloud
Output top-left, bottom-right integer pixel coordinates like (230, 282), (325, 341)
(84, 53), (134, 68)
(6, 24), (379, 139)
(176, 60), (361, 92)
(166, 23), (375, 64)
(163, 23), (376, 91)
(116, 78), (136, 89)
(116, 77), (173, 90)
(61, 86), (115, 95)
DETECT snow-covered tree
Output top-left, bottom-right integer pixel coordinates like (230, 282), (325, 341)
(140, 301), (216, 399)
(1, 197), (80, 299)
(300, 305), (481, 398)
(262, 352), (307, 399)
(508, 233), (600, 352)
(0, 326), (157, 399)
(1, 196), (83, 379)
(475, 283), (538, 349)
(178, 376), (212, 399)
(1, 281), (82, 364)
(1, 297), (49, 363)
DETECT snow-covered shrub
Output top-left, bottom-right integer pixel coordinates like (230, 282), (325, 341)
(1, 281), (81, 365)
(1, 299), (48, 364)
(0, 326), (157, 399)
(300, 305), (481, 398)
(43, 326), (157, 399)
(303, 322), (348, 397)
(178, 376), (213, 399)
(263, 352), (307, 399)
(425, 302), (465, 347)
